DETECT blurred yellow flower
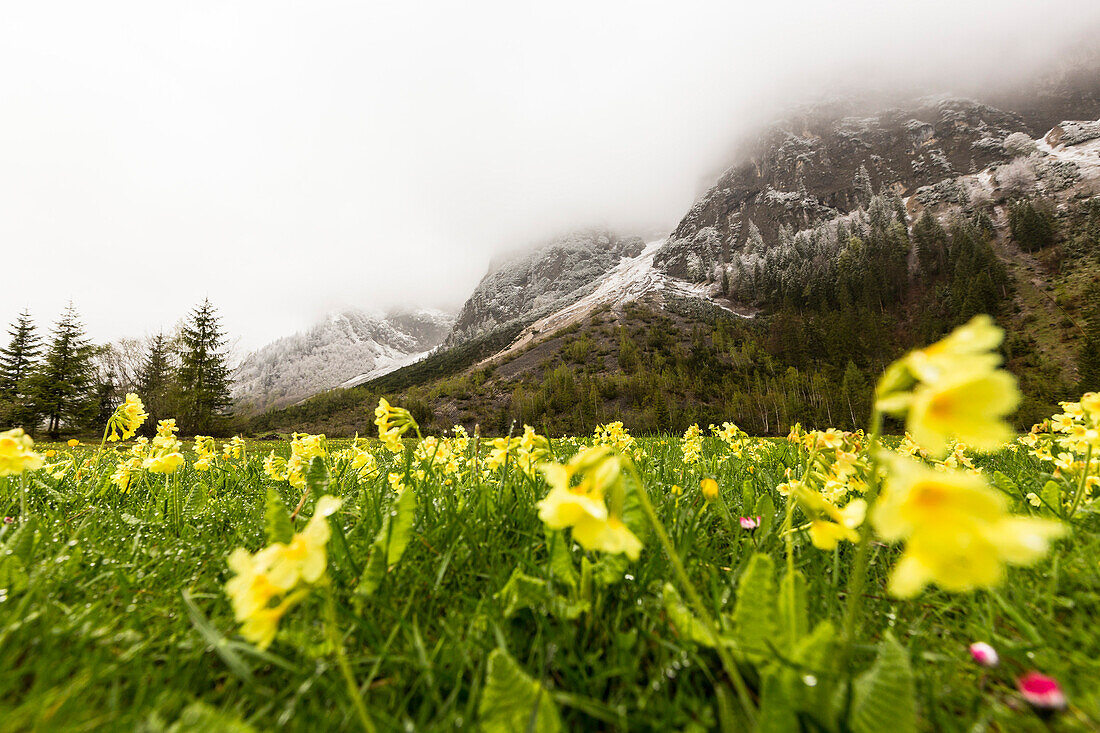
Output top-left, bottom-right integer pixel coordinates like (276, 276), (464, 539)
(67, 438), (80, 447)
(537, 447), (641, 559)
(699, 477), (718, 501)
(877, 316), (1019, 456)
(0, 428), (44, 476)
(872, 456), (1064, 597)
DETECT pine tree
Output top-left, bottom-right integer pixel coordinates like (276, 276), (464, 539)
(0, 310), (43, 429)
(178, 299), (232, 434)
(853, 163), (874, 207)
(138, 332), (176, 431)
(33, 303), (96, 438)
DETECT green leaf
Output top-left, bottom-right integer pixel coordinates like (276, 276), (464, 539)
(478, 648), (562, 733)
(305, 455), (330, 495)
(264, 488), (294, 545)
(731, 553), (778, 659)
(498, 570), (551, 618)
(1040, 480), (1064, 517)
(741, 479), (756, 512)
(356, 543), (387, 598)
(545, 530), (578, 590)
(5, 516), (37, 565)
(756, 669), (800, 733)
(661, 583), (718, 647)
(355, 486), (417, 597)
(849, 633), (916, 733)
(754, 493), (775, 539)
(778, 568), (808, 651)
(386, 485), (417, 565)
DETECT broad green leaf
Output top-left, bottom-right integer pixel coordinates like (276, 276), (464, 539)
(355, 542), (387, 598)
(754, 494), (775, 538)
(305, 456), (330, 495)
(731, 553), (778, 659)
(545, 530), (578, 590)
(1040, 480), (1064, 517)
(756, 669), (799, 733)
(777, 568), (808, 651)
(5, 516), (37, 565)
(264, 488), (294, 545)
(497, 570), (551, 618)
(849, 633), (916, 733)
(661, 583), (718, 647)
(741, 479), (755, 512)
(386, 485), (417, 565)
(478, 648), (562, 733)
(355, 486), (417, 596)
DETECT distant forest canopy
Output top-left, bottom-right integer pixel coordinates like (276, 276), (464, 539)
(0, 299), (233, 438)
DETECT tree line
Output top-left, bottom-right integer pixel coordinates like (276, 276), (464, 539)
(0, 298), (233, 438)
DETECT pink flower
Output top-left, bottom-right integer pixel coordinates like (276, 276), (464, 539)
(2, 517), (12, 525)
(968, 641), (999, 667)
(739, 516), (762, 530)
(1017, 672), (1066, 714)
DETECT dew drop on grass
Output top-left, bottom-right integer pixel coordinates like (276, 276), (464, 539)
(803, 675), (818, 687)
(624, 573), (634, 581)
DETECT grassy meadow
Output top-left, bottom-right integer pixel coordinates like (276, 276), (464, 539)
(1, 424), (1098, 731)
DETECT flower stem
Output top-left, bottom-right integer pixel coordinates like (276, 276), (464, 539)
(627, 463), (757, 724)
(836, 409), (884, 679)
(1067, 444), (1093, 518)
(325, 584), (375, 733)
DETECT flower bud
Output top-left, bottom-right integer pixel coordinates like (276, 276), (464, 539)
(968, 641), (998, 667)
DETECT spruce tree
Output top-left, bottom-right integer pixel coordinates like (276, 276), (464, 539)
(0, 310), (43, 429)
(178, 299), (232, 434)
(138, 332), (176, 431)
(33, 303), (96, 438)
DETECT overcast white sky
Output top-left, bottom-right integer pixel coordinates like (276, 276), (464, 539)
(3, 1), (1099, 353)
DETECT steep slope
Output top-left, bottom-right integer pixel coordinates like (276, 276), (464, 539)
(445, 229), (645, 346)
(233, 308), (454, 414)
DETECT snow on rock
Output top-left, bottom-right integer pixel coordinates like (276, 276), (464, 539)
(234, 308), (455, 414)
(485, 240), (751, 363)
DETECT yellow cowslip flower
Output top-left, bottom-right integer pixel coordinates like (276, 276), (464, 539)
(67, 438), (80, 447)
(872, 456), (1065, 597)
(111, 456), (143, 492)
(1081, 392), (1100, 420)
(877, 316), (1020, 457)
(374, 398), (417, 454)
(793, 484), (866, 550)
(44, 449), (56, 458)
(514, 425), (549, 478)
(286, 433), (326, 489)
(700, 477), (719, 501)
(239, 593), (307, 650)
(222, 435), (245, 460)
(593, 421), (639, 459)
(573, 516), (642, 559)
(106, 393), (148, 442)
(264, 452), (288, 482)
(681, 424), (703, 465)
(143, 419), (184, 474)
(224, 496), (342, 649)
(262, 495), (343, 590)
(537, 447), (641, 560)
(0, 428), (44, 476)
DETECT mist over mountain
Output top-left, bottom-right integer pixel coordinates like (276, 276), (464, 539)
(249, 52), (1100, 437)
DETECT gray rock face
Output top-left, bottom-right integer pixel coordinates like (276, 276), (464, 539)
(233, 308), (455, 413)
(445, 229), (645, 346)
(658, 97), (1030, 281)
